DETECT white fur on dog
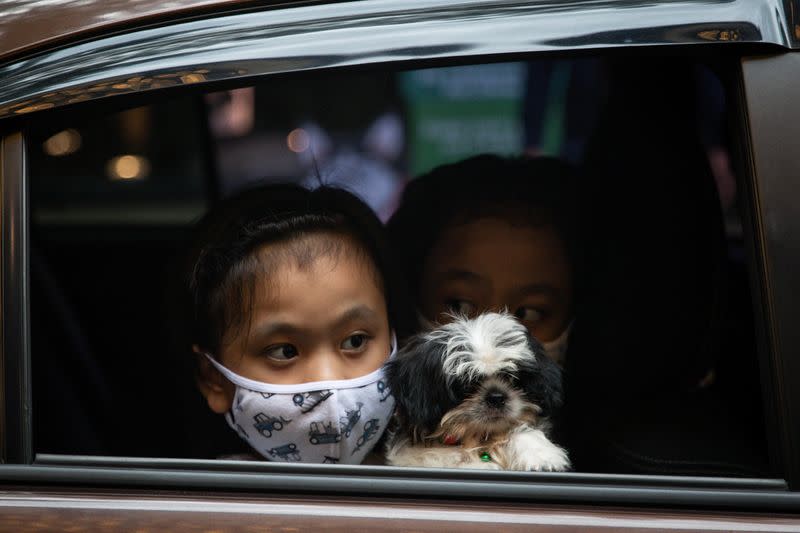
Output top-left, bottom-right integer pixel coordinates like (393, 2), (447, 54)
(429, 312), (533, 382)
(504, 425), (571, 471)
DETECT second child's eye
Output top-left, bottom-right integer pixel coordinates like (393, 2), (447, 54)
(445, 299), (477, 317)
(341, 333), (370, 352)
(263, 344), (299, 361)
(514, 306), (544, 323)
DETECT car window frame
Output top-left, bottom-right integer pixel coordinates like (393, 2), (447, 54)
(1, 0), (799, 511)
(740, 52), (800, 490)
(0, 131), (31, 465)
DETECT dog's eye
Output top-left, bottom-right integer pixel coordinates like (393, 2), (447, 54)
(514, 306), (544, 323)
(445, 299), (476, 317)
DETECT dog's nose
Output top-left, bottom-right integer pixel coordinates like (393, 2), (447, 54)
(485, 391), (507, 408)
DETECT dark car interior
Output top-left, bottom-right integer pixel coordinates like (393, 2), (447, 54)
(26, 54), (772, 476)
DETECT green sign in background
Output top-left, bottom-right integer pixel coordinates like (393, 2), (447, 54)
(401, 63), (526, 176)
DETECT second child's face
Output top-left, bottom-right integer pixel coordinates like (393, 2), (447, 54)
(419, 217), (572, 342)
(218, 238), (392, 389)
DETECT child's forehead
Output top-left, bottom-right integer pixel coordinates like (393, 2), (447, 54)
(255, 230), (366, 264)
(445, 203), (555, 229)
(250, 231), (383, 289)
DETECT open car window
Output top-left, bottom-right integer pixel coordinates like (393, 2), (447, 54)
(24, 55), (773, 482)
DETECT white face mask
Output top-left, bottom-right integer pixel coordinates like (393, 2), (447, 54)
(204, 339), (396, 464)
(541, 322), (572, 366)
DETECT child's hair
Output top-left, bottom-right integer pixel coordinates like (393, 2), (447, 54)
(387, 154), (581, 299)
(182, 183), (413, 356)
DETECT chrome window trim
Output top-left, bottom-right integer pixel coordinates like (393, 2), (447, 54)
(0, 133), (31, 465)
(33, 454), (791, 491)
(0, 0), (795, 121)
(1, 463), (799, 512)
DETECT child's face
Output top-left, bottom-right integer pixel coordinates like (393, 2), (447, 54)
(418, 217), (572, 342)
(203, 236), (391, 413)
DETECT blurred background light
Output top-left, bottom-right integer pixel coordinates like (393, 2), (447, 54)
(43, 129), (82, 156)
(107, 155), (150, 181)
(287, 128), (310, 153)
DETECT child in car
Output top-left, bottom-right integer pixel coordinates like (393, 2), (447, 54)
(387, 154), (579, 365)
(181, 183), (412, 463)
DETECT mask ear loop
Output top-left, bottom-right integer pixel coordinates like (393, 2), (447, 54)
(389, 330), (398, 358)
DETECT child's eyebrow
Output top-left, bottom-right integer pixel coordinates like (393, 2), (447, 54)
(434, 269), (486, 284)
(515, 283), (557, 299)
(334, 305), (380, 328)
(250, 321), (302, 339)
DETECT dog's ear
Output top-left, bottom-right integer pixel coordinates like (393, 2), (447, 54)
(385, 335), (457, 439)
(517, 336), (564, 418)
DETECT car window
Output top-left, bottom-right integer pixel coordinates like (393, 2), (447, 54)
(24, 55), (771, 479)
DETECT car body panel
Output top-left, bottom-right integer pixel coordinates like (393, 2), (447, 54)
(0, 0), (798, 121)
(0, 0), (258, 64)
(1, 489), (800, 532)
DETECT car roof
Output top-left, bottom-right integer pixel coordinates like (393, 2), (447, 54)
(0, 0), (261, 63)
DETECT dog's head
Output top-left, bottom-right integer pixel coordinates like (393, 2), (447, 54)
(385, 311), (564, 444)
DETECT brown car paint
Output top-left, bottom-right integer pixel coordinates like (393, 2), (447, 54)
(0, 0), (255, 63)
(1, 489), (800, 532)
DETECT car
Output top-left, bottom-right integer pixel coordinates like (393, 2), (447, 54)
(1, 0), (799, 529)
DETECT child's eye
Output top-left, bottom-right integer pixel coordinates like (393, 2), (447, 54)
(341, 333), (370, 352)
(263, 344), (299, 361)
(514, 306), (544, 323)
(445, 299), (476, 317)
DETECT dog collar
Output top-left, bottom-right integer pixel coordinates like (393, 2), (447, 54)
(442, 435), (461, 446)
(440, 435), (492, 462)
(441, 434), (459, 445)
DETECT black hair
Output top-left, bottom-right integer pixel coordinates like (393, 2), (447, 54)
(387, 154), (581, 307)
(181, 183), (414, 356)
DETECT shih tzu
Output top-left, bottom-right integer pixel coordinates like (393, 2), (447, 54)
(384, 311), (570, 471)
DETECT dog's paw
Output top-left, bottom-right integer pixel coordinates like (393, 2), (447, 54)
(518, 443), (570, 472)
(506, 427), (571, 472)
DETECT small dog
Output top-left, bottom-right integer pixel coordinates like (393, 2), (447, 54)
(384, 311), (570, 471)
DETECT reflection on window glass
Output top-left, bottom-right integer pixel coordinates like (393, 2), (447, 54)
(30, 100), (207, 226)
(26, 57), (768, 479)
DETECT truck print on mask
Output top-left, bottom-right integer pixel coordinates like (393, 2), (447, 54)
(377, 379), (392, 402)
(293, 390), (334, 413)
(268, 443), (301, 462)
(253, 413), (291, 438)
(309, 421), (342, 445)
(353, 418), (381, 455)
(340, 402), (364, 438)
